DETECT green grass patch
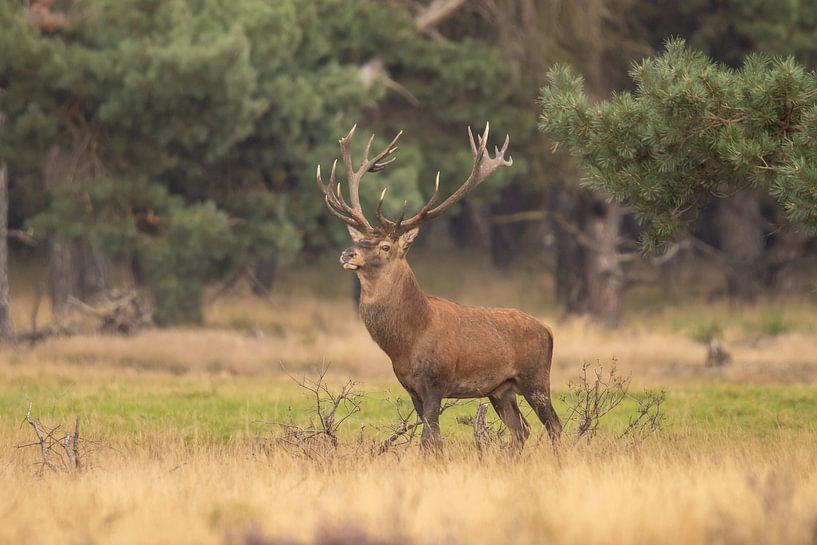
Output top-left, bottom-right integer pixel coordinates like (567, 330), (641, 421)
(2, 370), (816, 445)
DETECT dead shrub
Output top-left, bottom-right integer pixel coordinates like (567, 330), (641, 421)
(17, 401), (92, 475)
(559, 359), (665, 448)
(265, 364), (363, 461)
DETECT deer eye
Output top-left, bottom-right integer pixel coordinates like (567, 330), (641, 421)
(381, 244), (391, 252)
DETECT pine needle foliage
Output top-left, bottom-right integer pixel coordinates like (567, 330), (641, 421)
(0, 0), (514, 324)
(538, 39), (817, 251)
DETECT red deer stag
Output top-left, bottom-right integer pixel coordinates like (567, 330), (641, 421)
(316, 123), (561, 450)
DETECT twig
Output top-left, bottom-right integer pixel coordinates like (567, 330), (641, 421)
(373, 396), (464, 456)
(473, 403), (490, 452)
(20, 400), (59, 474)
(18, 401), (86, 474)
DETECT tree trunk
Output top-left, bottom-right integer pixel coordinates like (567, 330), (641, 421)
(715, 189), (765, 301)
(251, 254), (278, 296)
(48, 239), (77, 321)
(48, 239), (111, 320)
(42, 146), (111, 318)
(75, 240), (111, 300)
(0, 163), (13, 341)
(488, 183), (530, 268)
(446, 201), (491, 250)
(551, 185), (587, 315)
(762, 206), (815, 294)
(583, 201), (623, 327)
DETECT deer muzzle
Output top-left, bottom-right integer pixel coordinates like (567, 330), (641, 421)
(340, 248), (361, 270)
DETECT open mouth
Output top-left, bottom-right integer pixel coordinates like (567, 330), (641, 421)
(342, 263), (359, 270)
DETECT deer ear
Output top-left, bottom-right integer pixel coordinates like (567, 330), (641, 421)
(398, 227), (420, 251)
(347, 225), (365, 242)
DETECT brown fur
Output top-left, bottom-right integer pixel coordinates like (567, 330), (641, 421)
(342, 229), (561, 450)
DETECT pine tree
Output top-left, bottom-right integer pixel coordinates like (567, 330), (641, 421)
(1, 0), (517, 324)
(539, 39), (817, 254)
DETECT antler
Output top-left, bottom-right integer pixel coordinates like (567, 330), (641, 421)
(318, 123), (512, 237)
(316, 124), (402, 233)
(380, 122), (512, 234)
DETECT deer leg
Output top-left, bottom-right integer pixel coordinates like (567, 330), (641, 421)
(420, 392), (443, 452)
(406, 390), (423, 416)
(489, 391), (530, 449)
(406, 391), (424, 427)
(522, 389), (562, 445)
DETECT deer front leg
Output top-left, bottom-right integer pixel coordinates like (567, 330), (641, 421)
(420, 392), (443, 452)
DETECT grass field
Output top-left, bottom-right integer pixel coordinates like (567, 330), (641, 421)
(2, 367), (817, 545)
(2, 255), (817, 545)
(3, 368), (817, 443)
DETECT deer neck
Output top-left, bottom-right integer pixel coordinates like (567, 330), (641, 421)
(356, 261), (430, 357)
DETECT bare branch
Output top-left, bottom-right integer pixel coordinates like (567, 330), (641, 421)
(559, 360), (664, 448)
(8, 228), (38, 247)
(18, 400), (85, 474)
(415, 0), (469, 32)
(273, 364), (364, 459)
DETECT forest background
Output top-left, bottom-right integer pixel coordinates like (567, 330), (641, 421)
(2, 0), (816, 333)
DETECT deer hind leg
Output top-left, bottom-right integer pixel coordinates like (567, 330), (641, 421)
(489, 390), (530, 449)
(521, 389), (562, 445)
(420, 392), (443, 452)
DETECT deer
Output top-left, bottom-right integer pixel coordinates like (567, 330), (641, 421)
(316, 123), (561, 450)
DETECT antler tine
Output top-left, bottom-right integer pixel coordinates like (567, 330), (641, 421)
(376, 187), (388, 215)
(323, 195), (361, 226)
(330, 158), (338, 185)
(467, 123), (489, 160)
(392, 200), (408, 232)
(368, 131), (403, 173)
(404, 171), (441, 229)
(319, 160), (351, 212)
(468, 126), (476, 155)
(338, 126), (362, 212)
(344, 123), (357, 142)
(369, 156), (397, 173)
(376, 187), (396, 231)
(363, 133), (376, 162)
(378, 170), (442, 235)
(317, 161), (372, 232)
(334, 125), (404, 230)
(317, 165), (353, 224)
(495, 134), (512, 166)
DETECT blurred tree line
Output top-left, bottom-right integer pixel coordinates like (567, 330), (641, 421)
(0, 0), (815, 334)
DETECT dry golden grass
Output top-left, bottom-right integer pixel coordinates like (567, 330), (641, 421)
(2, 303), (816, 545)
(0, 313), (813, 389)
(2, 254), (817, 544)
(3, 434), (817, 545)
(5, 289), (816, 386)
(5, 250), (817, 384)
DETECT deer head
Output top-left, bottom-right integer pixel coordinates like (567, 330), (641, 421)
(316, 123), (512, 282)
